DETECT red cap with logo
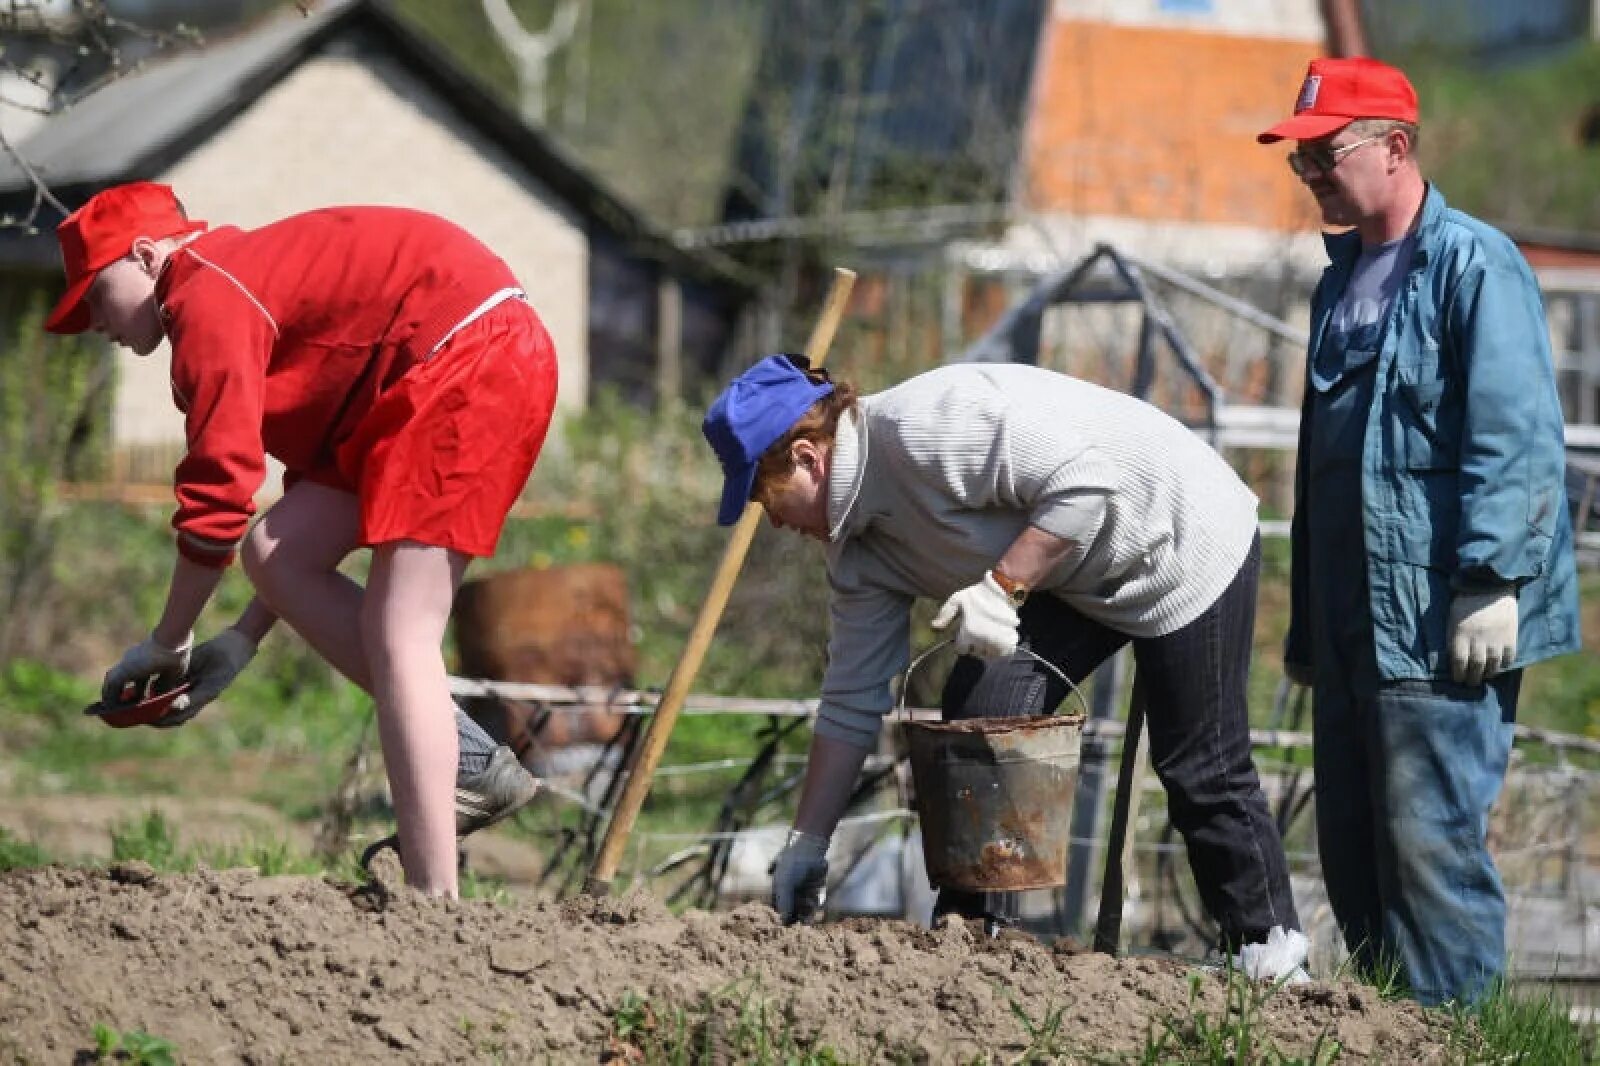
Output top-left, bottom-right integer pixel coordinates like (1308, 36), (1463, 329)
(1257, 57), (1419, 145)
(46, 181), (208, 335)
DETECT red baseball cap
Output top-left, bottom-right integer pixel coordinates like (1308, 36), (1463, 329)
(1257, 57), (1419, 144)
(46, 181), (207, 334)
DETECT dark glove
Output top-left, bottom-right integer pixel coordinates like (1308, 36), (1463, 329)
(158, 629), (257, 728)
(102, 633), (191, 706)
(770, 829), (829, 924)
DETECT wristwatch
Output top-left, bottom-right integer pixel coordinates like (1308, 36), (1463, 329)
(990, 567), (1029, 608)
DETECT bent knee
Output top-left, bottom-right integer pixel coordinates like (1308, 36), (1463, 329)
(240, 521), (336, 604)
(239, 523), (275, 591)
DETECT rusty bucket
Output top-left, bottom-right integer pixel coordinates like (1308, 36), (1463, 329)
(903, 643), (1087, 892)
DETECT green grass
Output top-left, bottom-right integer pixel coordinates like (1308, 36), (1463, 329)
(1129, 971), (1343, 1066)
(607, 980), (855, 1065)
(89, 1024), (177, 1066)
(600, 970), (1593, 1065)
(1448, 981), (1596, 1065)
(106, 809), (335, 879)
(0, 826), (49, 872)
(1007, 994), (1072, 1064)
(102, 809), (507, 898)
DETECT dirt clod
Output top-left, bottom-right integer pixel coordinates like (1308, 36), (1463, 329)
(0, 865), (1454, 1063)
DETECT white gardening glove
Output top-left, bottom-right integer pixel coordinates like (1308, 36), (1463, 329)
(1236, 925), (1311, 985)
(931, 573), (1020, 659)
(101, 632), (192, 707)
(770, 828), (830, 925)
(1446, 588), (1518, 685)
(158, 628), (258, 728)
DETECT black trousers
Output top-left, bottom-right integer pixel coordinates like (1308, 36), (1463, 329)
(935, 535), (1299, 948)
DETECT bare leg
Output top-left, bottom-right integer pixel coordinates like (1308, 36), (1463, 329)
(240, 482), (372, 689)
(242, 483), (512, 892)
(363, 541), (466, 895)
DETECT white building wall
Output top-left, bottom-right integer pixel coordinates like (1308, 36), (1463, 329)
(995, 214), (1328, 282)
(114, 52), (589, 452)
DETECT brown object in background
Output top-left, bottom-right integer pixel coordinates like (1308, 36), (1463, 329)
(454, 563), (636, 756)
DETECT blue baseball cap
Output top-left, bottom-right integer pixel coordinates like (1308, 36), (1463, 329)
(702, 354), (835, 526)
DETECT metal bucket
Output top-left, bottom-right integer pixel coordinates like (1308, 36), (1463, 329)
(902, 644), (1087, 892)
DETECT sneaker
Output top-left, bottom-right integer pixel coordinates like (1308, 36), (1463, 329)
(455, 745), (542, 837)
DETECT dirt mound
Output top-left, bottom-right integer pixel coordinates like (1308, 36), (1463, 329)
(0, 864), (1451, 1063)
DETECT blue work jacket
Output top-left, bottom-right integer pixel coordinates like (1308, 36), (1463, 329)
(1286, 185), (1581, 681)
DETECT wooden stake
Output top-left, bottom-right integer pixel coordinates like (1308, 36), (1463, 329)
(1094, 669), (1146, 955)
(583, 267), (857, 896)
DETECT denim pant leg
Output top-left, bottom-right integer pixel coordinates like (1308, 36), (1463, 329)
(1371, 674), (1519, 1006)
(934, 596), (1127, 925)
(1311, 671), (1388, 976)
(1131, 536), (1300, 949)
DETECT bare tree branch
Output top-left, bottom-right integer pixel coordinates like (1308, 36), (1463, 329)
(0, 0), (208, 228)
(0, 123), (66, 226)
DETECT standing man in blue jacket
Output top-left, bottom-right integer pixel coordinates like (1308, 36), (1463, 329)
(1260, 57), (1580, 1005)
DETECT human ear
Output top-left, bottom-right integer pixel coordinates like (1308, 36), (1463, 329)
(130, 237), (162, 278)
(1387, 129), (1409, 167)
(792, 440), (819, 472)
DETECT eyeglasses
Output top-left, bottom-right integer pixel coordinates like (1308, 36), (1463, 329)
(1286, 133), (1386, 179)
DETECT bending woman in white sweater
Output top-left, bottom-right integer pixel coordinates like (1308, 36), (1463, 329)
(702, 354), (1304, 973)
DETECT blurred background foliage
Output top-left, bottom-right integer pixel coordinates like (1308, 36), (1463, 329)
(1409, 46), (1600, 233)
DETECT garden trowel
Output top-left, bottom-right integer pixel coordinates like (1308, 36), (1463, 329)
(83, 675), (194, 729)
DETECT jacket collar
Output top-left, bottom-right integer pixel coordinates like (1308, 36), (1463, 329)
(1320, 183), (1445, 271)
(827, 403), (869, 543)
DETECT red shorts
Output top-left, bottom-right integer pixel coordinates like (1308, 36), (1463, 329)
(334, 298), (558, 557)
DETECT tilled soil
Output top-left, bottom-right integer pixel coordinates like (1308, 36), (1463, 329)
(0, 863), (1453, 1064)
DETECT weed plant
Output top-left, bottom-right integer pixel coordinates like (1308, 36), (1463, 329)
(608, 980), (851, 1065)
(89, 1024), (176, 1066)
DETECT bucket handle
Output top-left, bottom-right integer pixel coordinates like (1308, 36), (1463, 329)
(897, 638), (1091, 720)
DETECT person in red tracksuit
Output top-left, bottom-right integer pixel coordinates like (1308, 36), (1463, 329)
(46, 181), (560, 896)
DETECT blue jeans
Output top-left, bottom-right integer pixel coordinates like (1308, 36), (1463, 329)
(938, 535), (1300, 948)
(1312, 672), (1519, 1006)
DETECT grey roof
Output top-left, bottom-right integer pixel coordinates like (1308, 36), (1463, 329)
(0, 0), (751, 288)
(0, 0), (350, 193)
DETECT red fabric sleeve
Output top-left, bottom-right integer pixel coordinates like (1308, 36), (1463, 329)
(163, 256), (277, 569)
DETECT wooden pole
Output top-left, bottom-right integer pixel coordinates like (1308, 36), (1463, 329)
(583, 267), (857, 896)
(1093, 668), (1146, 954)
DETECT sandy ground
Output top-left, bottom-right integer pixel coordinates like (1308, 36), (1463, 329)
(0, 861), (1454, 1064)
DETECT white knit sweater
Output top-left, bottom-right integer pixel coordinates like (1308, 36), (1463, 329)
(816, 363), (1259, 748)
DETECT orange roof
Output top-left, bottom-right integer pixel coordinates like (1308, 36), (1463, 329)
(1023, 18), (1325, 233)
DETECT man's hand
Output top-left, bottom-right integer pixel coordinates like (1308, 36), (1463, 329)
(158, 628), (258, 728)
(770, 829), (829, 924)
(931, 574), (1020, 659)
(1447, 588), (1518, 685)
(102, 633), (192, 706)
(1283, 659), (1313, 688)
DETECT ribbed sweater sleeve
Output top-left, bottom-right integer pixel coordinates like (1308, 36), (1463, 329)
(814, 573), (913, 748)
(164, 254), (277, 568)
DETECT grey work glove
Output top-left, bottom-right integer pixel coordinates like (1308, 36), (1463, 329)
(770, 828), (830, 925)
(1447, 588), (1518, 685)
(158, 628), (258, 728)
(102, 632), (192, 706)
(931, 574), (1020, 659)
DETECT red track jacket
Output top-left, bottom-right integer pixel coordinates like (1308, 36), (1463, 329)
(156, 206), (520, 567)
